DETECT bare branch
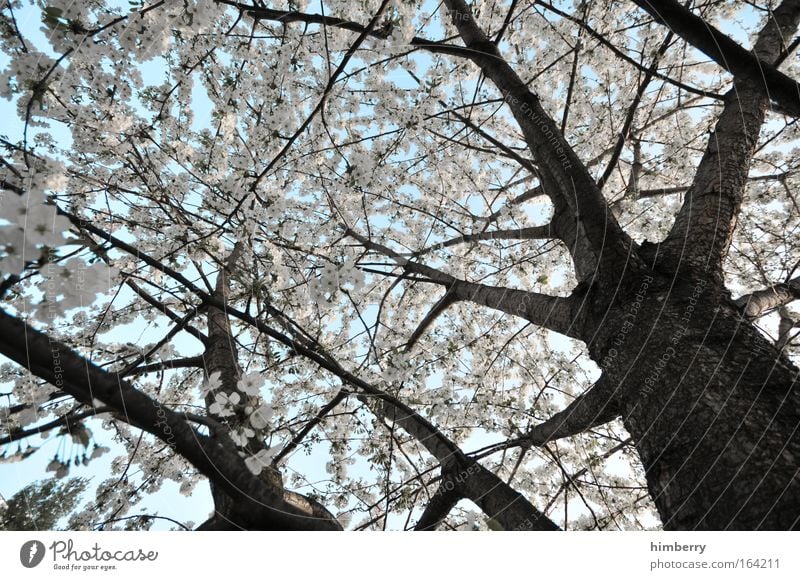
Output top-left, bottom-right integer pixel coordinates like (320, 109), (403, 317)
(735, 276), (800, 317)
(522, 374), (619, 446)
(347, 228), (584, 339)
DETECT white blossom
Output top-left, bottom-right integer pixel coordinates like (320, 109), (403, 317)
(230, 427), (255, 447)
(209, 392), (240, 417)
(244, 447), (276, 476)
(248, 404), (273, 430)
(236, 372), (263, 396)
(200, 371), (222, 396)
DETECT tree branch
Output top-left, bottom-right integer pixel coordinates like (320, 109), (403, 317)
(631, 0), (800, 117)
(618, 170), (798, 203)
(597, 32), (674, 189)
(123, 356), (204, 377)
(483, 185), (548, 224)
(272, 388), (349, 465)
(404, 287), (460, 352)
(521, 374), (619, 446)
(441, 0), (641, 281)
(0, 307), (341, 531)
(124, 279), (208, 346)
(51, 217), (559, 530)
(250, 0), (393, 190)
(776, 306), (797, 351)
(347, 228), (584, 339)
(532, 0), (726, 102)
(0, 406), (113, 446)
(414, 224), (555, 257)
(414, 479), (461, 530)
(661, 0), (800, 278)
(218, 0), (472, 59)
(358, 387), (560, 530)
(735, 275), (800, 317)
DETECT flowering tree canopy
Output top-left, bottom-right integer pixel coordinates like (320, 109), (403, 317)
(1, 0), (799, 530)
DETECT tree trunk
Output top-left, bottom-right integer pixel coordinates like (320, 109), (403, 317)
(198, 245), (339, 530)
(588, 272), (800, 530)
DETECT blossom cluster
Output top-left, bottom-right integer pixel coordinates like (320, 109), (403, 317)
(0, 165), (116, 319)
(202, 371), (276, 475)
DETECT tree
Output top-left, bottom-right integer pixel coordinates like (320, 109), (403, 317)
(0, 0), (798, 531)
(0, 477), (87, 530)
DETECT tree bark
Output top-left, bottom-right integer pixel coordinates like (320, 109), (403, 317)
(583, 273), (800, 530)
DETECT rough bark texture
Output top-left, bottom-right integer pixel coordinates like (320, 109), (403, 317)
(582, 272), (800, 530)
(222, 0), (800, 530)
